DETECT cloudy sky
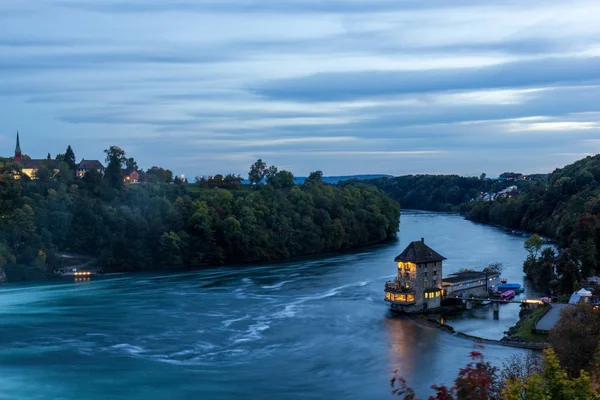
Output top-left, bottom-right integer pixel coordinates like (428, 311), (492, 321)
(2, 0), (600, 178)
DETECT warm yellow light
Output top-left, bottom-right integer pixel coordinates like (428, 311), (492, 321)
(523, 299), (543, 304)
(407, 294), (415, 302)
(397, 262), (416, 270)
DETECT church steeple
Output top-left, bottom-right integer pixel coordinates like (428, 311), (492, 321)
(15, 129), (22, 163)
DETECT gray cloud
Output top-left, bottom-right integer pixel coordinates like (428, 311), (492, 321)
(2, 0), (600, 177)
(253, 57), (600, 101)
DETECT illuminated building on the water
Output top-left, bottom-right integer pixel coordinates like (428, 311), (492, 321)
(384, 238), (446, 313)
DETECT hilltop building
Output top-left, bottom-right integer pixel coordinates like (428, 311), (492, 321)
(10, 131), (104, 179)
(123, 169), (140, 183)
(384, 238), (446, 312)
(75, 159), (105, 177)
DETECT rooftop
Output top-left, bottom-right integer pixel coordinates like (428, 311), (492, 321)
(442, 270), (498, 284)
(394, 238), (446, 263)
(77, 160), (105, 170)
(21, 159), (59, 169)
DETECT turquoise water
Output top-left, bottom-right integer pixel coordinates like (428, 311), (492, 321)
(0, 211), (534, 399)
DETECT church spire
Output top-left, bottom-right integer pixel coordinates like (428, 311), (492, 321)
(15, 129), (22, 163)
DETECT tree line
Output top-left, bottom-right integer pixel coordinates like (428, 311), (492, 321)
(0, 152), (400, 280)
(467, 155), (600, 290)
(364, 174), (527, 212)
(368, 155), (600, 292)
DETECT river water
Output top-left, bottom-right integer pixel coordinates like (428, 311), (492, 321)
(0, 211), (539, 399)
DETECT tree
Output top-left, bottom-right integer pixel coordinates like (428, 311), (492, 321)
(145, 166), (173, 183)
(483, 262), (503, 274)
(125, 157), (138, 172)
(34, 165), (52, 182)
(158, 231), (183, 266)
(82, 168), (103, 189)
(55, 153), (65, 162)
(480, 173), (486, 180)
(548, 303), (600, 377)
(57, 161), (72, 183)
(392, 347), (600, 400)
(267, 169), (295, 189)
(524, 234), (544, 259)
(64, 145), (76, 170)
(265, 165), (278, 182)
(104, 146), (126, 189)
(307, 170), (323, 183)
(248, 159), (267, 186)
(391, 348), (500, 399)
(502, 348), (600, 400)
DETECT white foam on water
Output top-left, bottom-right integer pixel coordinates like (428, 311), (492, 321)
(111, 343), (146, 355)
(232, 322), (270, 344)
(261, 280), (291, 290)
(222, 314), (250, 328)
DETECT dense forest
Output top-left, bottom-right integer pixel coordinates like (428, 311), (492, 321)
(0, 151), (400, 281)
(363, 174), (530, 212)
(366, 160), (600, 290)
(467, 155), (600, 281)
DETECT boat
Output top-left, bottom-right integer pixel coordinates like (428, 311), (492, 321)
(54, 267), (99, 279)
(499, 290), (516, 301)
(496, 283), (524, 293)
(481, 300), (492, 306)
(500, 278), (507, 284)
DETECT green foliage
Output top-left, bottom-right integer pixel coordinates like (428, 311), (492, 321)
(0, 162), (400, 277)
(366, 174), (523, 212)
(524, 234), (544, 258)
(64, 145), (76, 170)
(548, 303), (600, 378)
(125, 157), (138, 172)
(104, 146), (126, 189)
(248, 159), (267, 185)
(144, 166), (173, 183)
(523, 246), (556, 288)
(467, 155), (600, 281)
(393, 347), (600, 400)
(502, 348), (600, 400)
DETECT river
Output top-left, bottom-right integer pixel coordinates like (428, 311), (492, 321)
(0, 211), (538, 399)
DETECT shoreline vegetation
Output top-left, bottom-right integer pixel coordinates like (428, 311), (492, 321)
(0, 154), (401, 282)
(367, 154), (600, 294)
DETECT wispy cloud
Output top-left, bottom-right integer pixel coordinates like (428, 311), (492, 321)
(1, 0), (600, 177)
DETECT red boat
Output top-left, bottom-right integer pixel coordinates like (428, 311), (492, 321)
(498, 290), (515, 301)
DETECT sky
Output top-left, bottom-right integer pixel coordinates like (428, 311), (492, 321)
(2, 0), (600, 178)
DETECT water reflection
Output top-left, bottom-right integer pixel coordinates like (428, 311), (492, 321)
(0, 211), (536, 400)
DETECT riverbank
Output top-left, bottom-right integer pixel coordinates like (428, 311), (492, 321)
(408, 313), (548, 351)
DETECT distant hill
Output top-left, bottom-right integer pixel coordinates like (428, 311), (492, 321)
(242, 174), (393, 185)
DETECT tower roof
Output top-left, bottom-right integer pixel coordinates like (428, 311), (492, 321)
(394, 238), (446, 263)
(15, 130), (21, 153)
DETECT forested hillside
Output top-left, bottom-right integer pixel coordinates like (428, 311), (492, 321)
(0, 157), (400, 281)
(364, 174), (521, 212)
(468, 155), (600, 278)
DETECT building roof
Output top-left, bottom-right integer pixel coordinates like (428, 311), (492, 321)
(21, 159), (59, 169)
(442, 270), (490, 284)
(15, 130), (21, 153)
(394, 238), (446, 263)
(77, 159), (105, 170)
(122, 168), (139, 175)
